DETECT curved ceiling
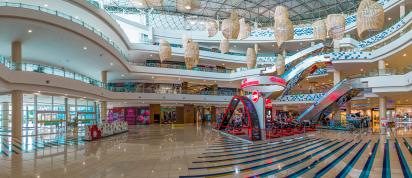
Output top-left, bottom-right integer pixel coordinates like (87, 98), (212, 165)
(103, 0), (362, 25)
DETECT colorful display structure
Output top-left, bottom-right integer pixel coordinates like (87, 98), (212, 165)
(84, 121), (128, 141)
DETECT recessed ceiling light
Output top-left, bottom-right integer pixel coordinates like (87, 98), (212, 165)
(222, 63), (225, 66)
(121, 74), (125, 77)
(403, 53), (407, 57)
(200, 21), (205, 25)
(385, 63), (388, 66)
(360, 68), (364, 71)
(83, 46), (88, 50)
(110, 62), (113, 66)
(185, 5), (191, 10)
(28, 29), (32, 33)
(138, 2), (143, 6)
(75, 16), (79, 19)
(388, 17), (391, 21)
(151, 76), (155, 79)
(150, 54), (153, 57)
(44, 4), (48, 7)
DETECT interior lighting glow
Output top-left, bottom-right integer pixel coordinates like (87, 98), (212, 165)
(44, 4), (48, 7)
(83, 46), (88, 50)
(403, 53), (407, 57)
(28, 29), (32, 33)
(185, 5), (191, 10)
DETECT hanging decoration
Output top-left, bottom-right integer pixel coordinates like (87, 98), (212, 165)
(220, 38), (229, 54)
(326, 14), (345, 40)
(132, 0), (163, 7)
(184, 41), (199, 69)
(221, 10), (240, 39)
(159, 39), (171, 63)
(312, 20), (327, 41)
(273, 6), (293, 47)
(246, 48), (256, 69)
(274, 6), (289, 20)
(206, 20), (218, 37)
(238, 18), (251, 40)
(176, 0), (200, 12)
(356, 0), (384, 38)
(276, 53), (285, 75)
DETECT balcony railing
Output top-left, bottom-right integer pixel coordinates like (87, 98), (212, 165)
(0, 56), (237, 96)
(129, 62), (235, 73)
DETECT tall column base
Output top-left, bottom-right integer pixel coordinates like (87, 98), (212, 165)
(11, 91), (22, 140)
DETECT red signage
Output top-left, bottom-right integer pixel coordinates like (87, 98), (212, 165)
(241, 78), (260, 89)
(269, 76), (286, 85)
(252, 90), (260, 103)
(265, 99), (272, 108)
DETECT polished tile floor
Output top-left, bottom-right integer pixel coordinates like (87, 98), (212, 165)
(0, 124), (411, 178)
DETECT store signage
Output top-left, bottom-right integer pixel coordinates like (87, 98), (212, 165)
(241, 78), (260, 89)
(269, 76), (286, 85)
(252, 90), (260, 103)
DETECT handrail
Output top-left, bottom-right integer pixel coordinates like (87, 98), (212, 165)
(0, 2), (129, 61)
(0, 56), (238, 96)
(129, 62), (235, 73)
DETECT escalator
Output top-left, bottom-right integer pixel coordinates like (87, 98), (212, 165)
(217, 96), (261, 141)
(296, 78), (364, 122)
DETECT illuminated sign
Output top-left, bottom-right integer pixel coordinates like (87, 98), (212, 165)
(269, 76), (286, 86)
(252, 90), (260, 103)
(241, 78), (260, 89)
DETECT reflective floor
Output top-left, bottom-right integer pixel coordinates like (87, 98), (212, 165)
(0, 124), (411, 178)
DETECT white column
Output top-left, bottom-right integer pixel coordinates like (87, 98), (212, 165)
(378, 60), (385, 75)
(379, 97), (387, 134)
(333, 70), (341, 85)
(400, 4), (405, 17)
(2, 102), (9, 128)
(254, 43), (259, 54)
(11, 90), (22, 140)
(100, 71), (108, 122)
(311, 41), (315, 47)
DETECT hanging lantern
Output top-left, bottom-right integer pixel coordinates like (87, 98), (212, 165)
(246, 48), (256, 69)
(312, 19), (327, 41)
(238, 18), (251, 40)
(184, 41), (199, 69)
(132, 0), (163, 7)
(276, 53), (285, 75)
(176, 0), (200, 12)
(274, 6), (289, 21)
(326, 14), (345, 40)
(159, 39), (171, 63)
(182, 35), (192, 50)
(220, 38), (229, 54)
(274, 18), (293, 47)
(357, 0), (384, 39)
(221, 10), (240, 39)
(206, 20), (218, 37)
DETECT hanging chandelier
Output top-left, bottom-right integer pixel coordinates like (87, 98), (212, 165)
(312, 19), (327, 41)
(221, 10), (240, 39)
(176, 0), (200, 12)
(356, 0), (384, 38)
(159, 39), (171, 63)
(326, 14), (346, 40)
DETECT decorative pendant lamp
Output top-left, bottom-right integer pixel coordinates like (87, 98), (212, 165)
(206, 20), (218, 37)
(326, 14), (345, 40)
(246, 48), (256, 69)
(132, 0), (163, 7)
(159, 39), (171, 63)
(276, 53), (285, 75)
(274, 6), (289, 21)
(238, 18), (251, 40)
(274, 18), (293, 47)
(221, 10), (240, 39)
(356, 0), (384, 39)
(312, 20), (327, 41)
(176, 0), (200, 12)
(184, 41), (199, 69)
(273, 6), (293, 47)
(220, 38), (229, 54)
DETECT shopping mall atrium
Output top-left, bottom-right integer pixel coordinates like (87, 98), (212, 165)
(0, 0), (412, 177)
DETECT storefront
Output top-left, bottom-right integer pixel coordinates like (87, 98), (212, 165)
(108, 106), (150, 125)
